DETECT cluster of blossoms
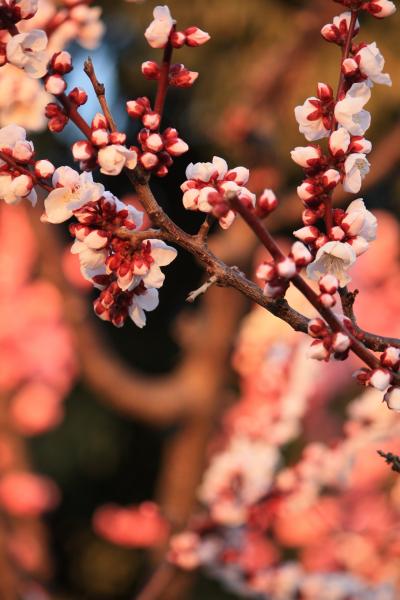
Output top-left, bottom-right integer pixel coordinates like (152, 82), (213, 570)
(0, 203), (75, 596)
(0, 0), (104, 132)
(164, 265), (400, 599)
(89, 220), (400, 598)
(43, 164), (177, 327)
(124, 5), (210, 176)
(291, 7), (393, 291)
(181, 155), (256, 229)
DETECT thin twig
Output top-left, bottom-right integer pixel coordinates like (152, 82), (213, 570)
(339, 287), (400, 351)
(186, 275), (218, 303)
(84, 57), (118, 132)
(377, 450), (400, 474)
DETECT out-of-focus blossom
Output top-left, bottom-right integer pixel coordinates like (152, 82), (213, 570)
(6, 30), (48, 78)
(144, 5), (175, 49)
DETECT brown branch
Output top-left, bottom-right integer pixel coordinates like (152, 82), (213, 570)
(84, 58), (118, 133)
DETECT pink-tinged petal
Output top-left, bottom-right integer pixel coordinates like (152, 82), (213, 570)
(146, 239), (177, 266)
(142, 266), (165, 288)
(212, 156), (228, 179)
(44, 188), (73, 223)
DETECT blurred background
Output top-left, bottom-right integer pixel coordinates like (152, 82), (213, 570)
(1, 0), (400, 599)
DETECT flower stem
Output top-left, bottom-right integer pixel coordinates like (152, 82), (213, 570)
(154, 37), (174, 123)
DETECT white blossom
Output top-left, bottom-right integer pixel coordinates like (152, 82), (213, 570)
(343, 153), (370, 193)
(0, 173), (36, 205)
(334, 83), (371, 136)
(306, 241), (356, 287)
(294, 97), (329, 142)
(144, 5), (175, 49)
(6, 30), (48, 79)
(357, 42), (392, 86)
(383, 387), (400, 411)
(129, 287), (159, 328)
(97, 145), (137, 176)
(341, 198), (377, 242)
(117, 239), (177, 291)
(44, 167), (105, 223)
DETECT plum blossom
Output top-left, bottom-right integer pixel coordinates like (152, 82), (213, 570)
(97, 144), (138, 176)
(70, 233), (108, 277)
(0, 173), (37, 205)
(356, 42), (392, 87)
(0, 65), (50, 131)
(144, 5), (175, 49)
(364, 0), (396, 18)
(44, 167), (105, 223)
(306, 241), (356, 286)
(294, 97), (330, 142)
(6, 30), (48, 79)
(128, 285), (159, 328)
(198, 438), (280, 525)
(181, 156), (255, 229)
(343, 153), (370, 193)
(290, 145), (322, 168)
(329, 127), (350, 157)
(8, 0), (39, 19)
(117, 239), (177, 291)
(0, 123), (33, 157)
(384, 387), (400, 411)
(334, 83), (371, 136)
(321, 12), (360, 44)
(341, 199), (377, 245)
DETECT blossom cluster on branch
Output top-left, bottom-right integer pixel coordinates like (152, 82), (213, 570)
(0, 0), (398, 398)
(0, 0), (400, 597)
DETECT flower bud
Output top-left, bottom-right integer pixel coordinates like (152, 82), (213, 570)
(276, 257), (296, 279)
(369, 368), (392, 391)
(342, 57), (358, 76)
(145, 133), (164, 152)
(317, 82), (333, 101)
(308, 318), (328, 338)
(91, 128), (109, 147)
(72, 140), (95, 161)
(110, 132), (127, 145)
(142, 111), (161, 131)
(165, 138), (189, 156)
(332, 332), (351, 353)
(290, 241), (312, 267)
(170, 30), (186, 48)
(68, 87), (88, 106)
(381, 347), (400, 370)
(12, 140), (33, 162)
(319, 293), (336, 308)
(307, 339), (330, 361)
(45, 74), (66, 95)
(51, 51), (73, 74)
(256, 189), (278, 216)
(140, 152), (159, 170)
(256, 262), (276, 282)
(293, 225), (319, 243)
(319, 274), (338, 295)
(383, 387), (400, 411)
(35, 159), (55, 178)
(184, 26), (210, 47)
(92, 113), (108, 130)
(141, 61), (160, 80)
(322, 168), (340, 189)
